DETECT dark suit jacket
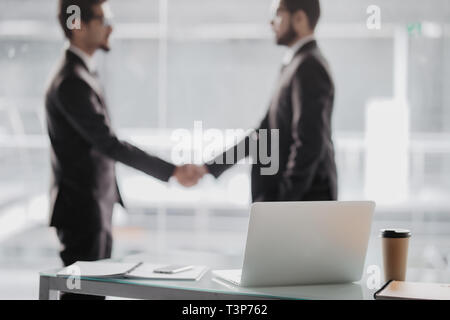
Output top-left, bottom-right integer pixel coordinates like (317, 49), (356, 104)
(45, 49), (175, 232)
(207, 40), (337, 202)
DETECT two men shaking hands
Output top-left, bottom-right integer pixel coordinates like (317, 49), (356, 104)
(46, 0), (337, 300)
(172, 164), (208, 188)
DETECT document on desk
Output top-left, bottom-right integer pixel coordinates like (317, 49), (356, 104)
(126, 264), (208, 281)
(57, 261), (208, 281)
(375, 280), (450, 300)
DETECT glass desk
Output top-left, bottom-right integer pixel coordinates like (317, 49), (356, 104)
(39, 248), (450, 300)
(39, 250), (376, 300)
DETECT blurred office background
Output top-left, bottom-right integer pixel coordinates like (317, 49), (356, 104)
(1, 0), (450, 299)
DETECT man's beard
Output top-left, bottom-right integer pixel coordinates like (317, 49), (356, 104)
(276, 23), (297, 46)
(100, 37), (111, 52)
(100, 43), (111, 52)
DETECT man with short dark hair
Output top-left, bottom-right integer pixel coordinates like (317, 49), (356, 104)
(46, 0), (204, 299)
(205, 0), (337, 202)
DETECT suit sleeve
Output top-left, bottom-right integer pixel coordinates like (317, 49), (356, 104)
(56, 77), (175, 182)
(278, 57), (333, 200)
(206, 113), (269, 178)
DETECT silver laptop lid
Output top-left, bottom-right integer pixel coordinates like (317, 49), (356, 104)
(240, 201), (375, 287)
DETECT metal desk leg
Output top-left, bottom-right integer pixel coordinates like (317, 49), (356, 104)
(39, 275), (59, 300)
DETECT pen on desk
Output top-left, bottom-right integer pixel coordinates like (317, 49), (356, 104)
(126, 262), (143, 275)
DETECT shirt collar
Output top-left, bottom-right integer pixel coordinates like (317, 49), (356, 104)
(67, 43), (96, 73)
(282, 34), (316, 66)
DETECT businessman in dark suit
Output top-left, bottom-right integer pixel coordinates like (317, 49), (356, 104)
(204, 0), (337, 202)
(46, 0), (203, 299)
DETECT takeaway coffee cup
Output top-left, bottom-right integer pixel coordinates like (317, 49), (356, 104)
(381, 229), (411, 282)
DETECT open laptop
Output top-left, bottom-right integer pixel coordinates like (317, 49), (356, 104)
(213, 201), (375, 287)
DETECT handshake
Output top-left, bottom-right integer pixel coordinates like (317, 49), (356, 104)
(172, 164), (209, 187)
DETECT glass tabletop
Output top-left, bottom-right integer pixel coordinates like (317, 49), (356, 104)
(41, 243), (450, 300)
(40, 250), (371, 300)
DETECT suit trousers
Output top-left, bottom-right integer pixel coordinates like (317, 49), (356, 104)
(56, 228), (113, 300)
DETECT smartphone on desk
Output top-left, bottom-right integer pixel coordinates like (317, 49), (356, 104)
(153, 265), (194, 274)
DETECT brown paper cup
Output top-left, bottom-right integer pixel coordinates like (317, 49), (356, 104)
(381, 229), (411, 282)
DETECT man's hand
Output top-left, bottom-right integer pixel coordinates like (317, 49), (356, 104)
(173, 164), (208, 187)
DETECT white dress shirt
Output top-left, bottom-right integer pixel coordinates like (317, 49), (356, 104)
(67, 43), (96, 74)
(282, 34), (316, 66)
